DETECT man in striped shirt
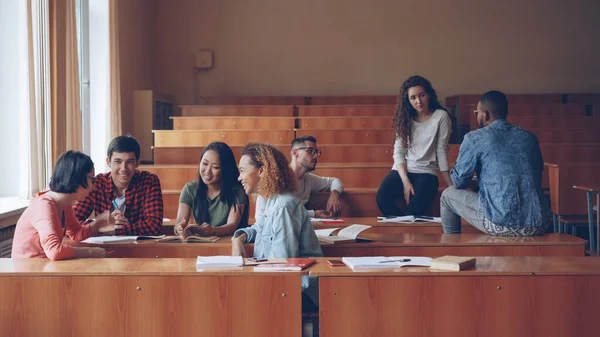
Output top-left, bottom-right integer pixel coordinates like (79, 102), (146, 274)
(73, 136), (164, 236)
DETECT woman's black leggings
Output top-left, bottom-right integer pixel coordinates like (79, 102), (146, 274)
(376, 171), (439, 216)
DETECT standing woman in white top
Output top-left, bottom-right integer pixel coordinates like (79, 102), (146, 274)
(376, 75), (453, 216)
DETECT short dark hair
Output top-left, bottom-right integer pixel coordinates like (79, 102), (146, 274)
(480, 90), (509, 119)
(291, 135), (317, 149)
(49, 150), (94, 194)
(107, 135), (141, 160)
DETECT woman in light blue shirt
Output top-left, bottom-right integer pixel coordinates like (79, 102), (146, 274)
(231, 142), (323, 310)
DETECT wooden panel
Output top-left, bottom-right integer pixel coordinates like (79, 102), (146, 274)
(548, 163), (600, 215)
(172, 117), (295, 130)
(308, 189), (381, 217)
(153, 130), (294, 146)
(180, 105), (294, 117)
(319, 275), (599, 337)
(309, 96), (397, 105)
(302, 129), (394, 145)
(153, 145), (291, 165)
(297, 105), (395, 117)
(297, 116), (392, 129)
(317, 144), (393, 163)
(0, 270), (299, 337)
(197, 96), (305, 105)
(566, 93), (600, 104)
(466, 103), (588, 129)
(143, 166), (197, 190)
(534, 129), (600, 143)
(541, 143), (600, 163)
(508, 116), (600, 129)
(313, 167), (389, 188)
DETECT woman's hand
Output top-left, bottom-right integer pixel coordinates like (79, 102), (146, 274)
(403, 181), (415, 205)
(173, 220), (186, 236)
(93, 211), (123, 235)
(195, 222), (216, 236)
(231, 234), (247, 257)
(88, 247), (107, 258)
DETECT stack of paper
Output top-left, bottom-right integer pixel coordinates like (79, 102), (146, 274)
(341, 256), (432, 270)
(196, 256), (244, 271)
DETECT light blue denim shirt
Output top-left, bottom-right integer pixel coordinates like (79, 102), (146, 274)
(451, 119), (549, 227)
(233, 192), (323, 304)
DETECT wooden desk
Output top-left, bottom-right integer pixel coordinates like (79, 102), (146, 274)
(74, 233), (585, 258)
(310, 256), (600, 337)
(311, 217), (480, 234)
(320, 233), (586, 257)
(0, 258), (302, 337)
(72, 236), (254, 258)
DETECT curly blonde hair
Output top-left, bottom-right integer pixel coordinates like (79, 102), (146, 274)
(241, 142), (296, 198)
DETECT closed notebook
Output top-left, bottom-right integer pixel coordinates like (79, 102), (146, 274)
(342, 256), (432, 270)
(196, 256), (243, 271)
(377, 216), (441, 223)
(157, 223), (221, 243)
(429, 256), (476, 271)
(311, 218), (345, 225)
(253, 258), (317, 271)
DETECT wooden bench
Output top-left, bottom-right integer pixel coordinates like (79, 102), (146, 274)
(153, 144), (291, 165)
(508, 116), (600, 129)
(0, 258), (301, 337)
(152, 129), (294, 147)
(297, 129), (393, 145)
(180, 105), (295, 117)
(319, 232), (585, 257)
(309, 95), (397, 105)
(197, 96), (305, 105)
(573, 185), (600, 252)
(72, 233), (584, 258)
(297, 105), (395, 117)
(311, 256), (600, 337)
(297, 116), (392, 129)
(311, 217), (480, 234)
(171, 116), (295, 130)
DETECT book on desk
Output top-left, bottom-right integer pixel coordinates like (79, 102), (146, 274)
(342, 256), (432, 270)
(196, 256), (243, 271)
(81, 235), (166, 244)
(429, 256), (476, 271)
(157, 223), (221, 243)
(315, 224), (373, 244)
(377, 215), (442, 223)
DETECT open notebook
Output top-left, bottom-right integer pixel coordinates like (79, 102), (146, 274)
(377, 216), (441, 223)
(81, 235), (165, 244)
(342, 256), (432, 270)
(315, 224), (372, 244)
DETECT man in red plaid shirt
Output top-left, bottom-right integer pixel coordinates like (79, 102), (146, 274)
(73, 136), (164, 236)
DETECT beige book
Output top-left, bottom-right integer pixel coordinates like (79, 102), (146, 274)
(429, 256), (476, 271)
(158, 224), (221, 243)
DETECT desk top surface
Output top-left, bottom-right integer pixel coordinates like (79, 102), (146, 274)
(2, 257), (600, 277)
(0, 258), (307, 276)
(310, 256), (600, 277)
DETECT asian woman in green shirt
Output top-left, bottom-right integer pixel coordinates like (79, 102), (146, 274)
(174, 142), (249, 236)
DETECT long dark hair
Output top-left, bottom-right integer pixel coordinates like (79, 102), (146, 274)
(196, 142), (248, 228)
(392, 75), (445, 149)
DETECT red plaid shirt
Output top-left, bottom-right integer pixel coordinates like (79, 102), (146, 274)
(73, 170), (163, 236)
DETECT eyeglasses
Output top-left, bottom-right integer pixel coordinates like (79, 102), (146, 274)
(295, 146), (322, 157)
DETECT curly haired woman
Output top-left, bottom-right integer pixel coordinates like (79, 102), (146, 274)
(376, 75), (453, 217)
(231, 142), (323, 311)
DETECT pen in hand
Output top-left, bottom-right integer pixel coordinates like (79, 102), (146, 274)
(378, 258), (411, 263)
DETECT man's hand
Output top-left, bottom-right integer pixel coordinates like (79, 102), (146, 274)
(93, 211), (124, 235)
(314, 210), (333, 218)
(325, 191), (342, 217)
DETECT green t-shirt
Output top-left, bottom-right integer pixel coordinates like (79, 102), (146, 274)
(179, 180), (248, 227)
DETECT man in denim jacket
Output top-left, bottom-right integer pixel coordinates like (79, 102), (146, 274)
(440, 91), (550, 236)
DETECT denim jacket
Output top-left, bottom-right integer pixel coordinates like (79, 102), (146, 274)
(451, 119), (549, 227)
(234, 192), (323, 303)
